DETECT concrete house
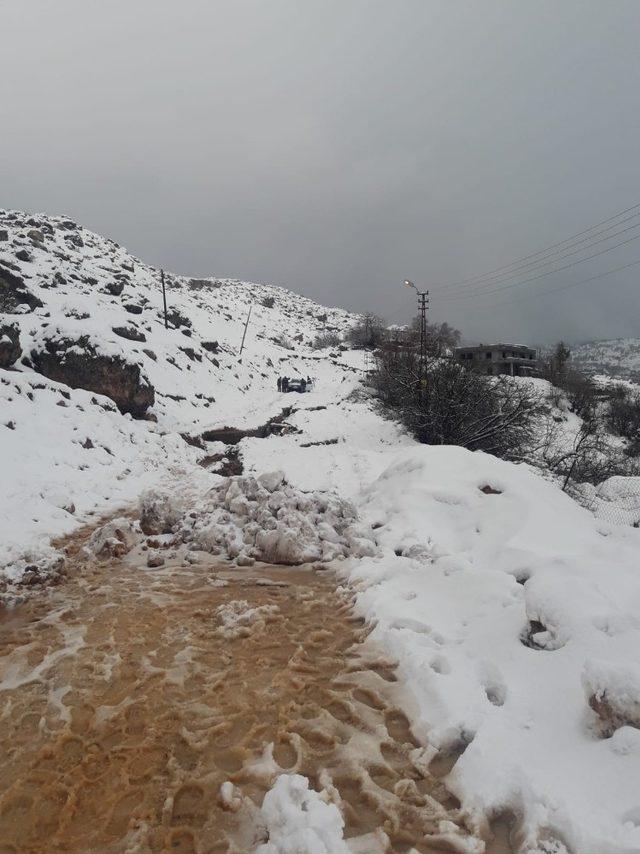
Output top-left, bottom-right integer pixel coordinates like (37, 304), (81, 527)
(454, 343), (538, 376)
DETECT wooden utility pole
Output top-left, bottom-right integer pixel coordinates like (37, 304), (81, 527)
(161, 269), (168, 329)
(239, 302), (253, 356)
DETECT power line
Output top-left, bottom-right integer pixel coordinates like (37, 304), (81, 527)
(448, 256), (640, 310)
(436, 230), (640, 302)
(433, 214), (640, 294)
(431, 200), (640, 291)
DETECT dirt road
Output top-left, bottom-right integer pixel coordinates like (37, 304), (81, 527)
(0, 524), (476, 853)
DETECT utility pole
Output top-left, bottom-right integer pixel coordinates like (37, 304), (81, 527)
(161, 268), (168, 329)
(239, 302), (253, 357)
(404, 280), (430, 402)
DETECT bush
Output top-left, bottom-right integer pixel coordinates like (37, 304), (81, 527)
(373, 349), (541, 460)
(261, 296), (275, 309)
(312, 331), (342, 349)
(607, 385), (640, 450)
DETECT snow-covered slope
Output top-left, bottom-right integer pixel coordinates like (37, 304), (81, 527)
(571, 337), (640, 381)
(0, 208), (360, 566)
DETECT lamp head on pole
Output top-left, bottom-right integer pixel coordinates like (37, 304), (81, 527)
(404, 279), (417, 292)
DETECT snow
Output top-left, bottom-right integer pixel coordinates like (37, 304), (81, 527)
(343, 447), (640, 853)
(176, 474), (375, 566)
(3, 208), (640, 851)
(256, 774), (349, 854)
(572, 337), (640, 381)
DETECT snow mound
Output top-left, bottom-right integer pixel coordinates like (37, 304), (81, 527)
(351, 444), (640, 854)
(84, 517), (136, 560)
(178, 474), (376, 566)
(0, 546), (65, 601)
(256, 774), (348, 854)
(583, 659), (640, 737)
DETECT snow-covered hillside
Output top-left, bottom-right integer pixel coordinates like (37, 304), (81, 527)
(571, 337), (640, 381)
(0, 208), (360, 568)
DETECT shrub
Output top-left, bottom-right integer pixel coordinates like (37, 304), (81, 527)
(312, 331), (342, 349)
(373, 349), (542, 460)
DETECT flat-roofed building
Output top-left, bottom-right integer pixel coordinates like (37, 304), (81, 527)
(454, 343), (538, 376)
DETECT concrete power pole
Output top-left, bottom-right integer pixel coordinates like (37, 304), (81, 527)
(404, 280), (430, 403)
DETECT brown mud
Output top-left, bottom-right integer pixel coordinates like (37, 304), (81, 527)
(0, 523), (484, 853)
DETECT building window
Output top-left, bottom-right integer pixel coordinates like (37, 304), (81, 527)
(486, 352), (492, 359)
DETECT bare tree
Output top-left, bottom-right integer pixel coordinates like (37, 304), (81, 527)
(409, 318), (461, 355)
(372, 348), (541, 459)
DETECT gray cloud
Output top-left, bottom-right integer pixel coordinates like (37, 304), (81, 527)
(2, 0), (639, 344)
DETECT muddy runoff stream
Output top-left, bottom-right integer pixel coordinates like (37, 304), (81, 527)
(0, 522), (479, 853)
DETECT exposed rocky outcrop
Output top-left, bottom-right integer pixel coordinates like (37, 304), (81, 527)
(31, 335), (155, 417)
(0, 324), (21, 368)
(112, 325), (146, 342)
(0, 264), (43, 313)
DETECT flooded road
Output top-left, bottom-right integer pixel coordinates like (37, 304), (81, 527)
(0, 524), (473, 853)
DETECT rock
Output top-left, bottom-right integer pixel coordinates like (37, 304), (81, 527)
(85, 517), (135, 559)
(147, 552), (165, 568)
(142, 349), (157, 361)
(112, 325), (146, 342)
(202, 340), (219, 353)
(31, 334), (155, 416)
(179, 346), (201, 362)
(166, 309), (191, 328)
(0, 229), (8, 241)
(0, 264), (43, 313)
(0, 324), (21, 368)
(104, 281), (124, 296)
(139, 490), (182, 535)
(27, 229), (44, 243)
(15, 248), (32, 262)
(64, 233), (84, 248)
(124, 303), (143, 315)
(236, 553), (255, 567)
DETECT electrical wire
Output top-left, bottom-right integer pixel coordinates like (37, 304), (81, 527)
(431, 201), (640, 291)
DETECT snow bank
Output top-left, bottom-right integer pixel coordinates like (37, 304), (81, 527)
(177, 474), (376, 566)
(256, 774), (348, 854)
(347, 445), (640, 853)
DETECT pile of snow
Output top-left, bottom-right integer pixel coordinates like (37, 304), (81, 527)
(256, 774), (349, 854)
(346, 445), (640, 853)
(0, 546), (66, 600)
(172, 473), (377, 566)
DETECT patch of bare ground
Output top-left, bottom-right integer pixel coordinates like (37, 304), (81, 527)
(0, 520), (479, 852)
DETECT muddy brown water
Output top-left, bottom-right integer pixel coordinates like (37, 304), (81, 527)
(0, 524), (489, 854)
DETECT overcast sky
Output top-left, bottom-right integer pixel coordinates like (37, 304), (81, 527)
(2, 0), (639, 344)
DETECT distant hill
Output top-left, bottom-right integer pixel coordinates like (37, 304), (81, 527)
(570, 338), (640, 382)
